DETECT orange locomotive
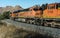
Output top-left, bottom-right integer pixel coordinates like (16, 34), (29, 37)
(43, 3), (60, 27)
(10, 6), (42, 24)
(10, 3), (60, 28)
(43, 3), (60, 18)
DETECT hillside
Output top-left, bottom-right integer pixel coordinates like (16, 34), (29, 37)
(0, 5), (23, 14)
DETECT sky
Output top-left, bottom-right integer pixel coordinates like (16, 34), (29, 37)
(0, 0), (60, 8)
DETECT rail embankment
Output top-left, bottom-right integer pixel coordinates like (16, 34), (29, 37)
(1, 19), (60, 38)
(0, 20), (53, 38)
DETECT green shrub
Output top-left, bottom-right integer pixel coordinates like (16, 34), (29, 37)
(0, 14), (4, 20)
(2, 11), (11, 19)
(0, 11), (11, 20)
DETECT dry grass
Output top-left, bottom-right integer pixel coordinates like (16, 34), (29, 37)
(0, 22), (37, 38)
(0, 22), (53, 38)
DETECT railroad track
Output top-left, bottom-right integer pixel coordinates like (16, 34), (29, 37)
(1, 19), (60, 38)
(14, 19), (60, 29)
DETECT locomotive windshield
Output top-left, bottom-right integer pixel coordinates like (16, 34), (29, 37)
(48, 6), (55, 9)
(33, 8), (38, 11)
(58, 3), (60, 9)
(33, 7), (42, 11)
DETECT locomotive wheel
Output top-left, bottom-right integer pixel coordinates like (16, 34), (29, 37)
(48, 24), (51, 27)
(29, 20), (33, 24)
(32, 22), (36, 24)
(26, 20), (30, 24)
(36, 23), (40, 26)
(44, 23), (48, 27)
(44, 22), (48, 27)
(51, 22), (55, 28)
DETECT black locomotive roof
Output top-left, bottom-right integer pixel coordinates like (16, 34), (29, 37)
(13, 5), (42, 13)
(13, 10), (21, 13)
(13, 8), (30, 13)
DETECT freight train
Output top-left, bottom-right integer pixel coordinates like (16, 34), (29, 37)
(10, 3), (60, 28)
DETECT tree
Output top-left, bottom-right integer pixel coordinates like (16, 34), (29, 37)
(3, 11), (11, 19)
(41, 3), (48, 11)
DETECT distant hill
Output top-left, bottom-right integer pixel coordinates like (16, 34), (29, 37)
(0, 5), (23, 14)
(0, 5), (41, 14)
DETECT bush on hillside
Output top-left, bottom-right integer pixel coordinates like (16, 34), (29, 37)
(2, 11), (11, 19)
(0, 14), (4, 20)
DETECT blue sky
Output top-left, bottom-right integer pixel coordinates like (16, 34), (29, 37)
(0, 0), (60, 8)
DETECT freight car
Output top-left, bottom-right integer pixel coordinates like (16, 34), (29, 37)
(10, 3), (60, 28)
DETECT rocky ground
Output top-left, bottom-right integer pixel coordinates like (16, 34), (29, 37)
(0, 21), (53, 38)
